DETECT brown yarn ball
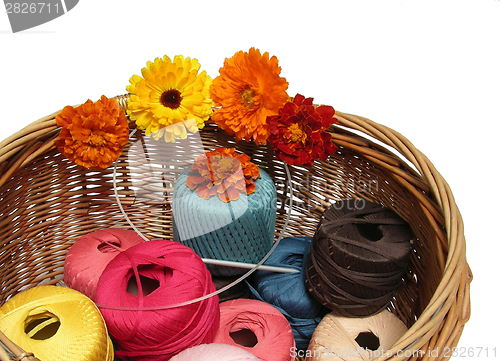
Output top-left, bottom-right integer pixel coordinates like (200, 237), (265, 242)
(305, 199), (413, 317)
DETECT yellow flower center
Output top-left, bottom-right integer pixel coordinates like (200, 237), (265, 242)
(160, 89), (182, 109)
(240, 87), (255, 109)
(212, 157), (241, 182)
(89, 133), (107, 146)
(287, 123), (307, 143)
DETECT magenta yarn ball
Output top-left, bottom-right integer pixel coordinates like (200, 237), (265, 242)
(95, 240), (220, 360)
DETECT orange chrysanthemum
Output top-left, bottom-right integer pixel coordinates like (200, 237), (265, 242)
(55, 95), (129, 169)
(186, 147), (260, 202)
(210, 48), (289, 145)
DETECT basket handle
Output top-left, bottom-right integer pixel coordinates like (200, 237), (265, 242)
(0, 331), (40, 361)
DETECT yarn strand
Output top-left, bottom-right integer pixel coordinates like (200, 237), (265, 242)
(305, 201), (413, 316)
(109, 135), (294, 311)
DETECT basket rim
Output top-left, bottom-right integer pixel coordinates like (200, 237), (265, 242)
(333, 111), (471, 357)
(0, 95), (472, 361)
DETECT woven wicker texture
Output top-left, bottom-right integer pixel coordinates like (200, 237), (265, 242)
(0, 94), (471, 361)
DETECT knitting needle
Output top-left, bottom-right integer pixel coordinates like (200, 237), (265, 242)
(202, 258), (300, 274)
(112, 151), (299, 275)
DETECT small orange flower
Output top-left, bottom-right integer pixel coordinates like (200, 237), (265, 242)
(186, 147), (260, 202)
(55, 95), (129, 169)
(210, 48), (289, 145)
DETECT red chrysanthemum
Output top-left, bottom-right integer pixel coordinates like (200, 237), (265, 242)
(267, 94), (338, 167)
(55, 95), (129, 169)
(186, 147), (260, 202)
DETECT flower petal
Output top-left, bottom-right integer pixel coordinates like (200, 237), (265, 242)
(185, 147), (259, 202)
(56, 96), (129, 169)
(267, 93), (339, 167)
(127, 55), (212, 143)
(210, 48), (289, 145)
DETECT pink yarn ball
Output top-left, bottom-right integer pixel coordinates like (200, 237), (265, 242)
(214, 299), (295, 361)
(95, 240), (220, 360)
(170, 343), (260, 361)
(64, 228), (145, 300)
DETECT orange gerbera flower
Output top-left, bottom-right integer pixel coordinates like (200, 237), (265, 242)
(210, 48), (289, 145)
(55, 95), (129, 169)
(186, 147), (260, 202)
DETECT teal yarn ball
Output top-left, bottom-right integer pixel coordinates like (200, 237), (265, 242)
(172, 167), (277, 276)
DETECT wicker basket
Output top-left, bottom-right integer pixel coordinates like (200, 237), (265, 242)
(0, 94), (471, 361)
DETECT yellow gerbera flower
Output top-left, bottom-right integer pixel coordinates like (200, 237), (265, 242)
(126, 55), (213, 142)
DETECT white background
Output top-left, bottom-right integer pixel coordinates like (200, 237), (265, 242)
(1, 0), (498, 358)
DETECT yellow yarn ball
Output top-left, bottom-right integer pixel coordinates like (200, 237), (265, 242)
(0, 285), (113, 361)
